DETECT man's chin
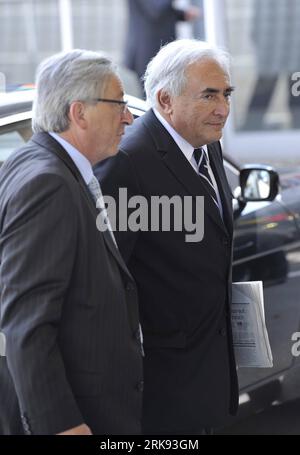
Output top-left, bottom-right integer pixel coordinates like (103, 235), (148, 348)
(107, 146), (120, 158)
(94, 147), (118, 165)
(205, 133), (223, 144)
(111, 146), (120, 156)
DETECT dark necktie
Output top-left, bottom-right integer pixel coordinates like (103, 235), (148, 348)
(193, 148), (219, 209)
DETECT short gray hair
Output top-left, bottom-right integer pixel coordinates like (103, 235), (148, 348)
(144, 39), (230, 108)
(32, 49), (117, 133)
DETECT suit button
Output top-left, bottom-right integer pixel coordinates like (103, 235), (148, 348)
(21, 414), (28, 424)
(136, 380), (144, 392)
(21, 413), (32, 434)
(126, 282), (135, 292)
(22, 421), (31, 434)
(219, 327), (226, 337)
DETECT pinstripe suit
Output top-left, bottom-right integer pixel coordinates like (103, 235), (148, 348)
(0, 133), (143, 435)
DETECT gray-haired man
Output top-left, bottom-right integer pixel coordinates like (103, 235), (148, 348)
(0, 49), (143, 435)
(95, 39), (238, 434)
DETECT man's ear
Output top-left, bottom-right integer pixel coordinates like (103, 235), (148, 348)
(68, 101), (88, 129)
(157, 89), (173, 115)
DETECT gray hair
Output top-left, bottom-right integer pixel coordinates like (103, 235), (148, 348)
(144, 39), (231, 108)
(32, 49), (117, 133)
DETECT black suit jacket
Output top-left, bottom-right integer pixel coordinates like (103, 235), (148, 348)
(95, 110), (238, 433)
(0, 133), (143, 435)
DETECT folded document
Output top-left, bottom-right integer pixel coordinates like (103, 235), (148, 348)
(232, 281), (273, 368)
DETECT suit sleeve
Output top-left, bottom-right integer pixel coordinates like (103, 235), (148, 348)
(133, 0), (185, 22)
(0, 173), (83, 434)
(95, 150), (141, 264)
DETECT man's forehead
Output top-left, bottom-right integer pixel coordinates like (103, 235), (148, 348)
(186, 60), (231, 89)
(103, 74), (124, 95)
(188, 59), (229, 79)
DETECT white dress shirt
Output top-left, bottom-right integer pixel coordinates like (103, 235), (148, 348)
(153, 109), (223, 217)
(49, 132), (118, 245)
(49, 132), (94, 185)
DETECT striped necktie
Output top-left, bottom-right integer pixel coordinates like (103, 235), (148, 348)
(193, 148), (219, 209)
(88, 175), (118, 247)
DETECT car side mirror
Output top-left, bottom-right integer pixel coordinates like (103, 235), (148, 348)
(239, 165), (279, 202)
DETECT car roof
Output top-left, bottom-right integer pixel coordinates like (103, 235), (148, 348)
(0, 89), (241, 171)
(0, 89), (147, 119)
(0, 90), (34, 118)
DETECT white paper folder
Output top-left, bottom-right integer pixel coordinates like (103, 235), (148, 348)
(232, 281), (273, 368)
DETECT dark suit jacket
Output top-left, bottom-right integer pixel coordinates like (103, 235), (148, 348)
(124, 0), (185, 79)
(0, 133), (143, 435)
(94, 110), (239, 433)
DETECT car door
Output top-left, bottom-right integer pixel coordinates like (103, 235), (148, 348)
(225, 160), (300, 390)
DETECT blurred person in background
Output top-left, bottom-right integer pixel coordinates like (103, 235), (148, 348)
(191, 0), (205, 40)
(124, 0), (200, 89)
(243, 0), (300, 131)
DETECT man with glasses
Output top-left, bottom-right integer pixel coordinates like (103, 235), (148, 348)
(95, 39), (238, 435)
(0, 49), (143, 435)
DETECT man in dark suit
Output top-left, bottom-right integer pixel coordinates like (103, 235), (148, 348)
(0, 49), (143, 435)
(124, 0), (200, 84)
(95, 39), (239, 434)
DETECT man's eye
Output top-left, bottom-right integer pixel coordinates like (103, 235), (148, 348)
(204, 94), (214, 100)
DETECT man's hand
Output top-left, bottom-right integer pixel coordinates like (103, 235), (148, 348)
(184, 6), (201, 22)
(57, 424), (92, 435)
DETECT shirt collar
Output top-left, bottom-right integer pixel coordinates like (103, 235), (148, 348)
(153, 109), (209, 163)
(49, 132), (94, 185)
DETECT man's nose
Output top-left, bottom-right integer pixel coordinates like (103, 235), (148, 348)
(122, 106), (134, 125)
(214, 98), (229, 117)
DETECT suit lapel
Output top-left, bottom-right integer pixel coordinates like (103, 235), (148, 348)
(208, 143), (233, 236)
(143, 111), (229, 236)
(31, 133), (134, 280)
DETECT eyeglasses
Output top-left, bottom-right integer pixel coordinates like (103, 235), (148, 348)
(91, 97), (128, 114)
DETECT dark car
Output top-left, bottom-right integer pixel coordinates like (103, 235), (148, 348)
(1, 90), (300, 428)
